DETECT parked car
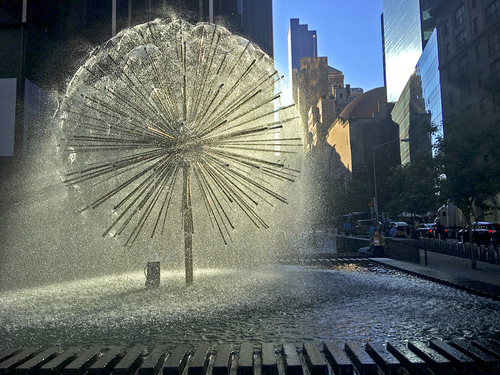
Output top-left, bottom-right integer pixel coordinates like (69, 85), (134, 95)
(416, 223), (436, 238)
(353, 219), (384, 236)
(458, 222), (499, 245)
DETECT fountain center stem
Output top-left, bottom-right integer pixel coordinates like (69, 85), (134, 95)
(173, 124), (203, 165)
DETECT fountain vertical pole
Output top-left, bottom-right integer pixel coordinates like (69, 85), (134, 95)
(183, 165), (194, 286)
(180, 32), (193, 286)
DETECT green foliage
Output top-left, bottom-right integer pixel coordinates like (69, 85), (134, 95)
(325, 178), (371, 218)
(435, 114), (500, 224)
(385, 153), (441, 216)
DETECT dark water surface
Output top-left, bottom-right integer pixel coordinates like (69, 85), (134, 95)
(1, 264), (499, 348)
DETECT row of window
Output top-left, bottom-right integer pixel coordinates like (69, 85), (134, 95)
(444, 24), (500, 84)
(444, 1), (499, 55)
(449, 88), (490, 116)
(446, 54), (500, 85)
(486, 0), (499, 25)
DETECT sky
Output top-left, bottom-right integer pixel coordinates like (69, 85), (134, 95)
(272, 0), (384, 94)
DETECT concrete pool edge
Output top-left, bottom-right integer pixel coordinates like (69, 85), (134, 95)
(372, 251), (500, 301)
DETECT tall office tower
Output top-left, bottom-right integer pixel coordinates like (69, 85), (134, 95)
(288, 19), (317, 82)
(241, 0), (274, 59)
(382, 0), (437, 102)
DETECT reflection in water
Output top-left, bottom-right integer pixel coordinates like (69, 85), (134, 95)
(1, 265), (499, 348)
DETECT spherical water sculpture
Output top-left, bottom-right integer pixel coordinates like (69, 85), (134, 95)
(59, 19), (302, 285)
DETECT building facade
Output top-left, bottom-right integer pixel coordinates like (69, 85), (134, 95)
(288, 18), (317, 84)
(391, 29), (440, 165)
(415, 28), (443, 147)
(293, 57), (330, 134)
(328, 66), (344, 93)
(383, 0), (438, 102)
(326, 87), (400, 186)
(391, 74), (433, 165)
(307, 96), (335, 153)
(293, 56), (360, 151)
(431, 0), (500, 124)
(0, 0), (273, 161)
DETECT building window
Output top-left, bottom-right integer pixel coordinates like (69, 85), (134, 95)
(449, 91), (455, 107)
(480, 97), (486, 115)
(443, 19), (450, 36)
(478, 70), (484, 88)
(463, 104), (473, 115)
(455, 4), (466, 26)
(476, 43), (481, 60)
(490, 59), (500, 79)
(472, 0), (477, 7)
(488, 27), (500, 55)
(460, 82), (471, 101)
(447, 66), (453, 81)
(473, 17), (479, 34)
(486, 0), (499, 25)
(446, 42), (452, 56)
(493, 90), (500, 111)
(456, 29), (467, 49)
(458, 55), (469, 72)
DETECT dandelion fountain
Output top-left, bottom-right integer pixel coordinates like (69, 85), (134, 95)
(58, 19), (301, 286)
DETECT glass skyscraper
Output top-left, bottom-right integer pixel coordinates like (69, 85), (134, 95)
(383, 0), (437, 103)
(391, 28), (441, 165)
(416, 28), (443, 149)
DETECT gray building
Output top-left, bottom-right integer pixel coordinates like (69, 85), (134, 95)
(431, 0), (500, 125)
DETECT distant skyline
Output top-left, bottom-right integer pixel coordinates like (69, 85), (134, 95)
(272, 0), (384, 95)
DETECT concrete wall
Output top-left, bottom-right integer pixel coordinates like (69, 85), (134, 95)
(337, 236), (421, 264)
(385, 238), (420, 264)
(336, 236), (369, 253)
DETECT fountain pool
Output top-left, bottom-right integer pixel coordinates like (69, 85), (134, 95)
(1, 263), (499, 349)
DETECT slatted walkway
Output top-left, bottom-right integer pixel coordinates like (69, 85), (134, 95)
(1, 338), (500, 375)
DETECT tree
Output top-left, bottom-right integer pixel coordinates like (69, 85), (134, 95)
(331, 179), (371, 217)
(435, 114), (500, 268)
(385, 153), (441, 219)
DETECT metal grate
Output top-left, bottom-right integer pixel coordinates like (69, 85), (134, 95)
(1, 338), (499, 375)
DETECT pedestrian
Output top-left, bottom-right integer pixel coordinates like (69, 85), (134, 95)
(389, 223), (397, 238)
(410, 226), (419, 239)
(369, 221), (379, 237)
(369, 229), (386, 256)
(435, 220), (446, 240)
(343, 222), (351, 236)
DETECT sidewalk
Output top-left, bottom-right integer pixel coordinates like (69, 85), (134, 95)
(373, 250), (500, 300)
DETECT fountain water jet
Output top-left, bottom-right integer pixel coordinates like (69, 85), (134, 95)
(59, 19), (302, 285)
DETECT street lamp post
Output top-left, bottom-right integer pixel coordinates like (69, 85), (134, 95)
(372, 138), (409, 223)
